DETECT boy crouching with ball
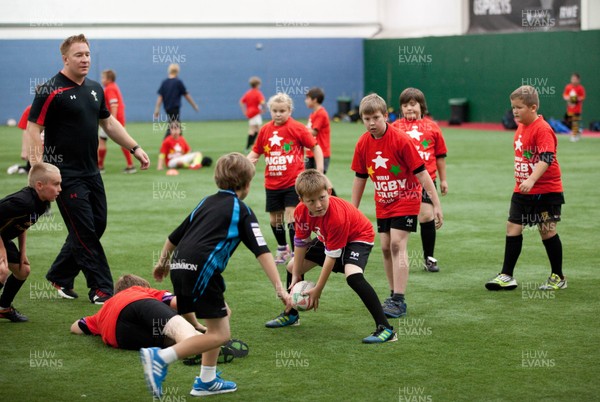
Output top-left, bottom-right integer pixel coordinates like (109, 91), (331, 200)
(143, 152), (291, 398)
(265, 169), (397, 344)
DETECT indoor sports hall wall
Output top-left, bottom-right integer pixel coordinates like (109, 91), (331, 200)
(364, 30), (600, 123)
(0, 38), (363, 123)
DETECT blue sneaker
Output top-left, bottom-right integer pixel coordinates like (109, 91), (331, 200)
(190, 375), (237, 396)
(265, 312), (299, 328)
(140, 347), (168, 398)
(382, 298), (407, 318)
(362, 325), (398, 344)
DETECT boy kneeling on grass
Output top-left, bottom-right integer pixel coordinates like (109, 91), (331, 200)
(70, 274), (248, 363)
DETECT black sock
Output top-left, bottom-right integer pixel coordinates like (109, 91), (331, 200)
(0, 275), (25, 308)
(271, 224), (287, 247)
(392, 293), (405, 303)
(346, 273), (390, 329)
(245, 135), (254, 150)
(420, 220), (436, 261)
(543, 234), (563, 278)
(287, 223), (296, 252)
(501, 235), (523, 277)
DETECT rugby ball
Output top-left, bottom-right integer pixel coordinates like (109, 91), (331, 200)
(290, 281), (315, 311)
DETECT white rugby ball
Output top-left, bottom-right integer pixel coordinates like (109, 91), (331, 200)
(290, 281), (315, 311)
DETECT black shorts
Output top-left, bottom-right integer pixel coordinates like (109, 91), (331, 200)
(421, 180), (437, 205)
(115, 299), (177, 350)
(377, 216), (419, 233)
(175, 273), (228, 319)
(305, 157), (331, 174)
(265, 186), (299, 212)
(3, 239), (19, 264)
(508, 192), (565, 226)
(303, 238), (372, 273)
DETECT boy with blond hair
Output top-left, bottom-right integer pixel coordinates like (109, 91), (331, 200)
(485, 85), (566, 291)
(265, 170), (396, 343)
(351, 94), (443, 318)
(154, 63), (199, 126)
(143, 152), (291, 398)
(0, 163), (62, 321)
(247, 92), (324, 265)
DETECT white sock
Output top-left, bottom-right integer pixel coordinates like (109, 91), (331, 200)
(200, 365), (216, 382)
(157, 347), (178, 364)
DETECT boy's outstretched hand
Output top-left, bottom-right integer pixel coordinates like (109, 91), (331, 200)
(153, 264), (170, 282)
(304, 286), (323, 311)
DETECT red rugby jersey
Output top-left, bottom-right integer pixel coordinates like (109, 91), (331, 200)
(351, 124), (424, 218)
(513, 115), (562, 194)
(252, 117), (317, 190)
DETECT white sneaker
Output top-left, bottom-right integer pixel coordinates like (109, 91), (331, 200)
(7, 164), (19, 174)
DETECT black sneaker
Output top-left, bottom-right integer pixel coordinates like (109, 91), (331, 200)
(91, 289), (111, 305)
(51, 282), (79, 299)
(424, 257), (439, 272)
(0, 306), (28, 322)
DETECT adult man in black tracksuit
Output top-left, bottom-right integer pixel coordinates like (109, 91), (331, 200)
(26, 34), (150, 304)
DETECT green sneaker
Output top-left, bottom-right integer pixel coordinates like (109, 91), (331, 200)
(362, 325), (397, 344)
(538, 274), (567, 290)
(485, 273), (518, 290)
(265, 312), (299, 328)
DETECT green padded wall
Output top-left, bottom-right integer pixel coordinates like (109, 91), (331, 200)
(364, 30), (600, 124)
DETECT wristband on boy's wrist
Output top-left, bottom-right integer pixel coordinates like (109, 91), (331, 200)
(130, 145), (140, 154)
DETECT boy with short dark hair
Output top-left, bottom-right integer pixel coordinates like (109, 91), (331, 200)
(265, 169), (396, 343)
(143, 152), (290, 398)
(485, 85), (566, 291)
(0, 162), (62, 322)
(304, 87), (331, 171)
(239, 76), (265, 152)
(351, 94), (443, 318)
(392, 87), (448, 272)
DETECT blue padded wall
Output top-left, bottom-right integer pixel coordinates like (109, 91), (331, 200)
(0, 38), (364, 123)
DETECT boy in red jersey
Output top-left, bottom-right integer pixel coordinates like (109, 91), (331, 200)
(351, 94), (443, 318)
(247, 93), (324, 265)
(98, 70), (136, 173)
(304, 88), (331, 171)
(265, 169), (396, 343)
(239, 76), (265, 152)
(70, 274), (202, 348)
(392, 88), (448, 272)
(157, 121), (208, 171)
(562, 73), (586, 142)
(7, 105), (35, 175)
(486, 85), (566, 291)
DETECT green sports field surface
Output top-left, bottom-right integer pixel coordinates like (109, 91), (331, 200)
(1, 120), (599, 401)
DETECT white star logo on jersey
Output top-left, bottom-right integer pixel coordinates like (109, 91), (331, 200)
(90, 90), (98, 101)
(515, 135), (523, 151)
(406, 125), (422, 140)
(269, 132), (283, 147)
(372, 151), (389, 169)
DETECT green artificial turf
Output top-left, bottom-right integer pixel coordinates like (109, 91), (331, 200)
(0, 120), (598, 401)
